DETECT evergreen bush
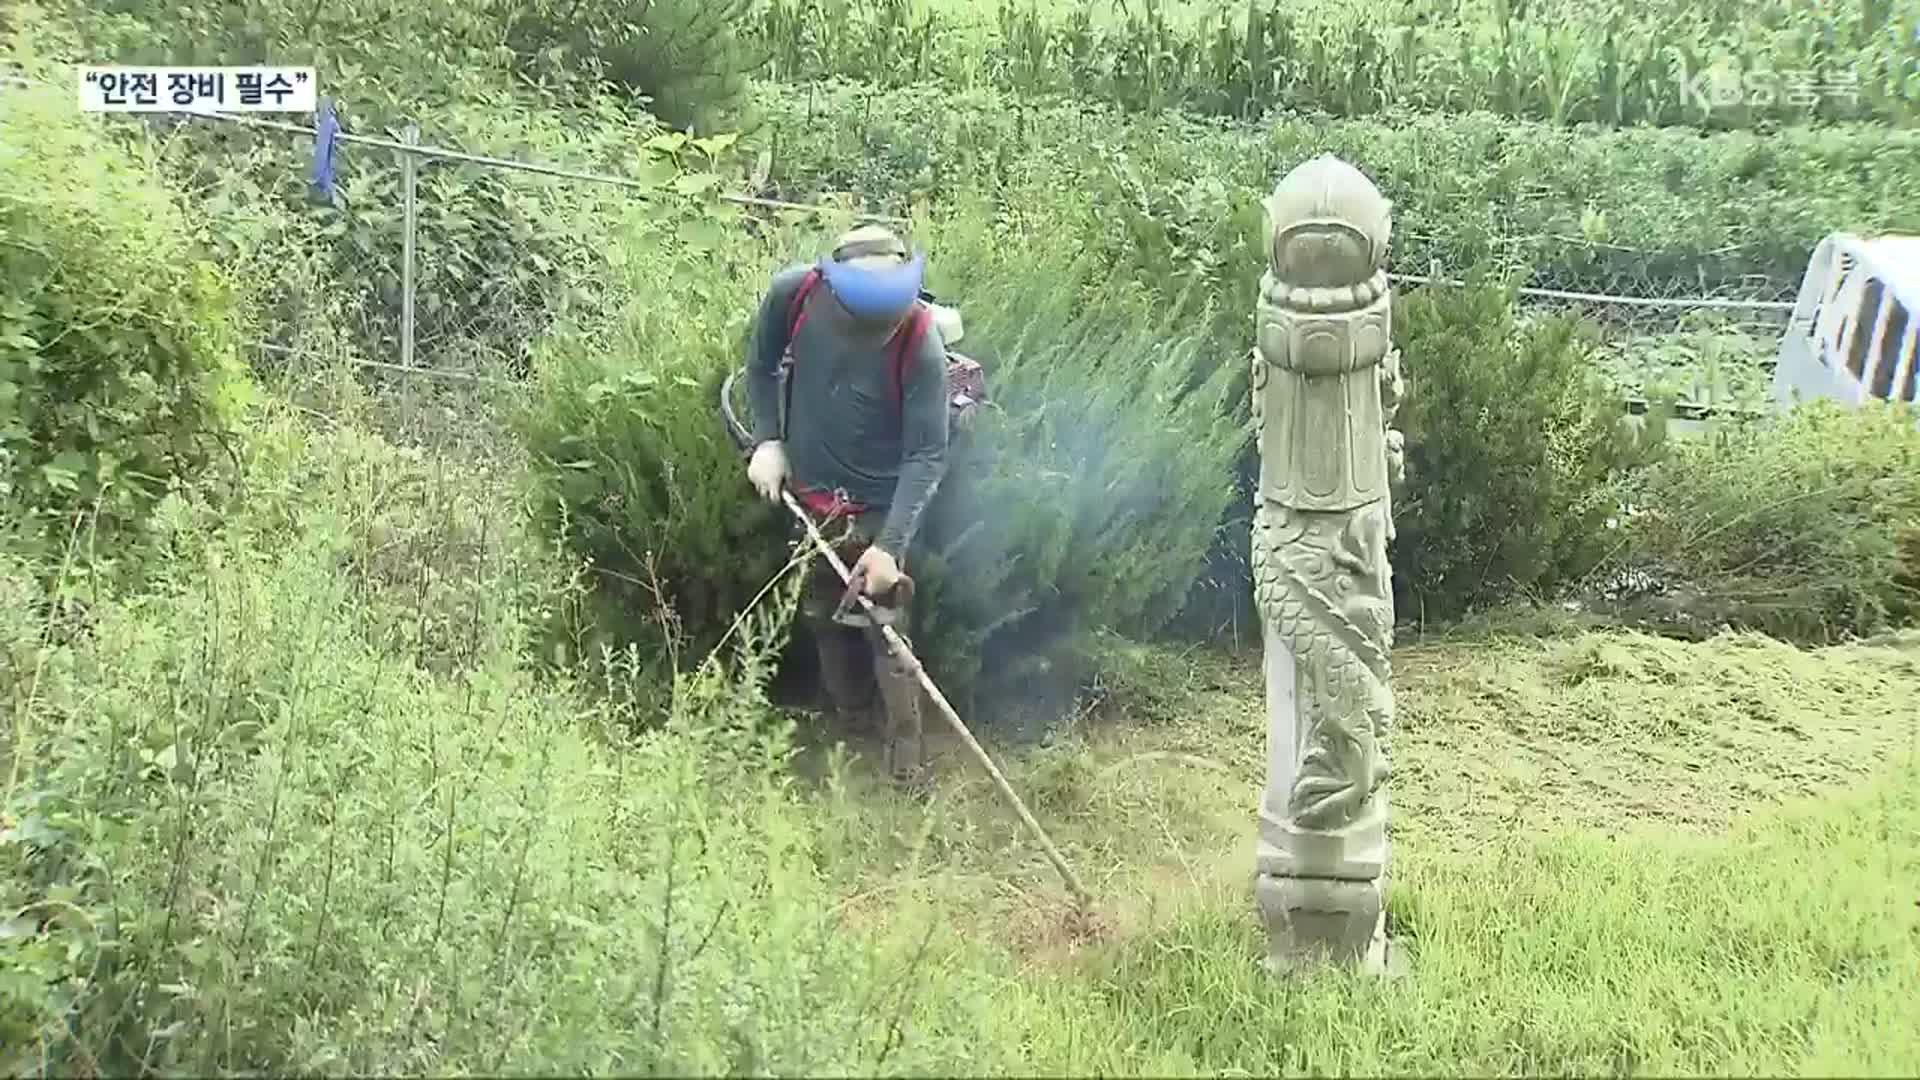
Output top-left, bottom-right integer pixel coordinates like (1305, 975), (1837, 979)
(0, 78), (251, 567)
(505, 0), (763, 132)
(514, 199), (794, 713)
(910, 201), (1246, 725)
(1389, 282), (1664, 624)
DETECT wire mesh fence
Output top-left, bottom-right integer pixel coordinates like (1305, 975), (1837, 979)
(1407, 279), (1793, 425)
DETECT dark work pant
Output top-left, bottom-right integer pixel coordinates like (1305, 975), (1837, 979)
(798, 514), (924, 780)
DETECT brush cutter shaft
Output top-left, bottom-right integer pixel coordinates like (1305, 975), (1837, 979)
(778, 490), (1094, 912)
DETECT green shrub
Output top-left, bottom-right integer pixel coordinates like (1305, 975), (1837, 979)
(42, 0), (543, 114)
(506, 0), (762, 132)
(1390, 282), (1664, 623)
(909, 200), (1246, 725)
(1610, 399), (1920, 644)
(0, 79), (251, 567)
(515, 195), (798, 708)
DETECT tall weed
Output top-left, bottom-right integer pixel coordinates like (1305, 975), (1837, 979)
(1609, 399), (1920, 643)
(0, 406), (988, 1074)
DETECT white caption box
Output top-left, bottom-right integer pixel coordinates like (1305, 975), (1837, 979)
(78, 66), (317, 113)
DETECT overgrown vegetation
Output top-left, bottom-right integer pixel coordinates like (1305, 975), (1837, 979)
(1606, 399), (1920, 643)
(514, 181), (799, 708)
(7, 0), (1920, 1070)
(752, 0), (1920, 128)
(6, 444), (1916, 1070)
(0, 407), (965, 1074)
(0, 75), (251, 569)
(759, 79), (1920, 306)
(55, 0), (761, 126)
(27, 0), (714, 391)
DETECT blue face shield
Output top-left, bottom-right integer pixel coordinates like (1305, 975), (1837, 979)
(818, 251), (927, 324)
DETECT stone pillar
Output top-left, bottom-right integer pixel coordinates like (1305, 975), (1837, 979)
(1249, 155), (1406, 974)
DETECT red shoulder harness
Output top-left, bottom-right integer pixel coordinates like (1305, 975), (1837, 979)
(784, 268), (931, 413)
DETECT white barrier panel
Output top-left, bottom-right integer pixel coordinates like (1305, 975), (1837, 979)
(1774, 232), (1920, 414)
(77, 66), (317, 113)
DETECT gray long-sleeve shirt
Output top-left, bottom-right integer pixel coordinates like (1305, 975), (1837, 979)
(746, 264), (950, 556)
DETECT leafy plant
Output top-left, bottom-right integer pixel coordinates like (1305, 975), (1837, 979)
(1389, 281), (1665, 623)
(0, 78), (252, 569)
(758, 79), (1920, 308)
(747, 0), (1919, 129)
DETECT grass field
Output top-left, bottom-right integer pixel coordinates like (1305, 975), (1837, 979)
(794, 625), (1920, 1073)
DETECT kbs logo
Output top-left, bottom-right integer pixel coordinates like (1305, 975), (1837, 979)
(1674, 54), (1861, 114)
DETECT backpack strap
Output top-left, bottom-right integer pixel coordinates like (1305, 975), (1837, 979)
(781, 274), (932, 435)
(777, 269), (824, 440)
(887, 303), (935, 415)
(785, 268), (824, 356)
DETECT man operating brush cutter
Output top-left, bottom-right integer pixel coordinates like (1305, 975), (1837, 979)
(740, 225), (952, 786)
(727, 227), (1096, 915)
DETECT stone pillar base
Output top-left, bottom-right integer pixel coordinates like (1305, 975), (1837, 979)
(1253, 873), (1401, 976)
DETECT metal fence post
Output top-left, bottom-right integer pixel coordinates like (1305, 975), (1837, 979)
(400, 122), (419, 430)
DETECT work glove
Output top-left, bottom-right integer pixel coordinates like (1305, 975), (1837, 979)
(854, 545), (903, 598)
(747, 440), (789, 503)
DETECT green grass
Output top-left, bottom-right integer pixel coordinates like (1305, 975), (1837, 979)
(804, 626), (1920, 1073)
(6, 395), (1919, 1074)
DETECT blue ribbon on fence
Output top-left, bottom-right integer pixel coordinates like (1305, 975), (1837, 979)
(312, 97), (339, 199)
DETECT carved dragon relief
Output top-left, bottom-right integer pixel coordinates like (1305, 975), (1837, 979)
(1251, 475), (1395, 829)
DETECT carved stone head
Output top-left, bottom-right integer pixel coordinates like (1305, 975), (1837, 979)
(1262, 155), (1393, 304)
(1255, 154), (1397, 513)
